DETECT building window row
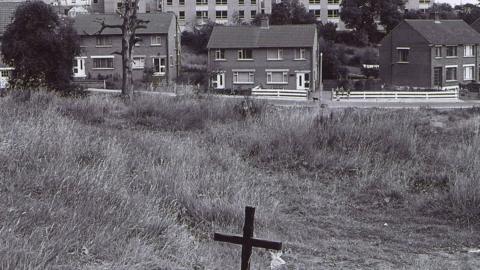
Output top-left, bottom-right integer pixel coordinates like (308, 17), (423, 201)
(95, 36), (162, 47)
(91, 56), (166, 75)
(442, 65), (475, 82)
(434, 45), (474, 59)
(214, 48), (307, 61)
(186, 0), (257, 5)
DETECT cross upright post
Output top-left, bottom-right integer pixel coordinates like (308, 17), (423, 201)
(241, 206), (255, 270)
(214, 206), (282, 270)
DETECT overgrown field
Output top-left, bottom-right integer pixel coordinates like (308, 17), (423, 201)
(2, 91), (480, 269)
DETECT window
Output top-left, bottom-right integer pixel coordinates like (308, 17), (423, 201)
(214, 49), (225, 60)
(239, 0), (244, 4)
(464, 65), (474, 81)
(196, 11), (208, 19)
(295, 48), (306, 60)
(151, 35), (162, 45)
(153, 57), (166, 75)
(216, 10), (227, 19)
(267, 48), (283, 60)
(196, 0), (208, 4)
(251, 10), (256, 17)
(397, 48), (409, 63)
(266, 70), (288, 84)
(419, 0), (430, 3)
(92, 57), (114, 69)
(167, 0), (172, 5)
(446, 46), (457, 57)
(446, 66), (457, 81)
(435, 46), (442, 58)
(328, 0), (340, 3)
(216, 0), (227, 4)
(1, 70), (10, 77)
(179, 0), (185, 5)
(238, 49), (253, 60)
(179, 11), (185, 20)
(310, 9), (321, 18)
(132, 57), (145, 69)
(327, 9), (339, 18)
(251, 0), (256, 4)
(465, 45), (474, 57)
(239, 10), (244, 19)
(96, 36), (112, 47)
(93, 0), (97, 3)
(309, 0), (320, 3)
(233, 71), (255, 84)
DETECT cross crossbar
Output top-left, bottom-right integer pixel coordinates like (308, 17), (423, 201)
(214, 232), (282, 250)
(213, 206), (283, 270)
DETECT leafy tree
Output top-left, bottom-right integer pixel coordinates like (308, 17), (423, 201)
(431, 3), (458, 19)
(252, 0), (316, 25)
(340, 0), (404, 43)
(317, 22), (337, 42)
(181, 21), (216, 54)
(96, 0), (149, 98)
(1, 1), (80, 92)
(458, 4), (480, 24)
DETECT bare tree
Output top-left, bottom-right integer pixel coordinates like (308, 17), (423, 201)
(96, 0), (149, 98)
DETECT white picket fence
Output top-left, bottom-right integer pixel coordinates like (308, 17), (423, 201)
(251, 86), (308, 100)
(332, 90), (459, 101)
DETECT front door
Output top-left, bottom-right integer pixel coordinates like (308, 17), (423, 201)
(433, 67), (443, 88)
(153, 57), (166, 76)
(296, 72), (310, 90)
(73, 58), (86, 78)
(212, 72), (225, 89)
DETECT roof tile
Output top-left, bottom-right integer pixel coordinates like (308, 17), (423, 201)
(207, 24), (317, 48)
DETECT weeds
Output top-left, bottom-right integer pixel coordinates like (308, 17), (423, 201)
(2, 91), (480, 269)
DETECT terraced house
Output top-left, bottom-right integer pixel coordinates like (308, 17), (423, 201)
(380, 19), (480, 90)
(206, 18), (318, 92)
(73, 13), (179, 85)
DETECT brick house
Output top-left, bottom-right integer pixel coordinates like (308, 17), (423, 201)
(206, 19), (318, 92)
(380, 19), (480, 90)
(73, 13), (179, 85)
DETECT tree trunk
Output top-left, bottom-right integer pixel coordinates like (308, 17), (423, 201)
(121, 27), (133, 98)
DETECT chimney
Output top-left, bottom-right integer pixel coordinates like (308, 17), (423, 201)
(260, 15), (269, 29)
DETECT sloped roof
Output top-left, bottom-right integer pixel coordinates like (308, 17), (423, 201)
(207, 24), (317, 49)
(404, 19), (480, 45)
(470, 17), (480, 34)
(73, 13), (174, 35)
(0, 2), (21, 36)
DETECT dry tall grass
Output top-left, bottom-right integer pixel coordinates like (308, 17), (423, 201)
(2, 91), (480, 269)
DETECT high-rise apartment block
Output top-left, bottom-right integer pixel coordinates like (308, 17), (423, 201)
(155, 0), (433, 30)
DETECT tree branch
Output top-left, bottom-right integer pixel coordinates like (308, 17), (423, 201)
(94, 18), (123, 35)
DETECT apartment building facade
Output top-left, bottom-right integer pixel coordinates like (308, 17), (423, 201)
(206, 20), (319, 92)
(380, 19), (480, 90)
(157, 0), (434, 30)
(72, 13), (179, 84)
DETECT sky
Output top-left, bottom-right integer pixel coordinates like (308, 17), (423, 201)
(438, 0), (476, 5)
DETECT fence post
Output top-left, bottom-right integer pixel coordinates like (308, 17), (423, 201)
(426, 93), (429, 100)
(103, 80), (106, 89)
(395, 92), (398, 100)
(363, 92), (366, 99)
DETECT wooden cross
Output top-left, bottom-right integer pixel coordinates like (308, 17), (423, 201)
(214, 206), (282, 270)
